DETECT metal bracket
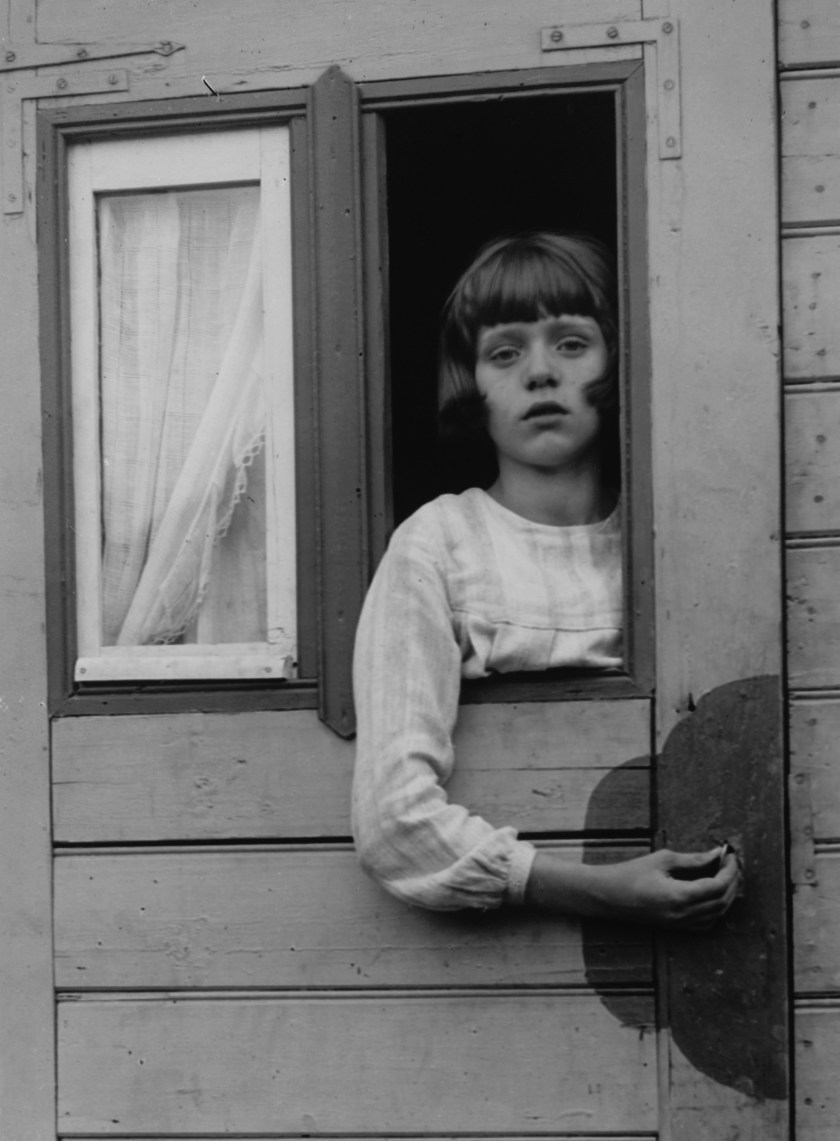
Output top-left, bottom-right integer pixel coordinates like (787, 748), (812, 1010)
(0, 39), (183, 72)
(790, 771), (818, 887)
(541, 17), (682, 159)
(2, 69), (129, 213)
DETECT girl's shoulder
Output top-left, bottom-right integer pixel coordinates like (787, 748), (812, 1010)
(387, 488), (490, 554)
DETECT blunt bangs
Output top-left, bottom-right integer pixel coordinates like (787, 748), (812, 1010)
(443, 233), (617, 376)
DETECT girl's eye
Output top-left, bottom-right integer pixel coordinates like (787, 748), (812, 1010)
(557, 337), (588, 354)
(488, 345), (519, 364)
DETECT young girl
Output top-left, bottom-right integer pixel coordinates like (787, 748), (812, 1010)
(352, 232), (740, 928)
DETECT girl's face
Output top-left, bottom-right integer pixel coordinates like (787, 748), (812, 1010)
(474, 314), (609, 475)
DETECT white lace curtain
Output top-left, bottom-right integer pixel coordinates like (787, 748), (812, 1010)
(98, 186), (267, 646)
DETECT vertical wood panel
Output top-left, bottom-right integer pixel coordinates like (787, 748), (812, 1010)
(650, 1), (787, 1135)
(1, 179), (56, 1141)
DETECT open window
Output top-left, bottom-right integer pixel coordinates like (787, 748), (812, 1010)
(359, 62), (653, 701)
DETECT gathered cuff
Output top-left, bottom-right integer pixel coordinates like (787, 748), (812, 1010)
(504, 840), (538, 905)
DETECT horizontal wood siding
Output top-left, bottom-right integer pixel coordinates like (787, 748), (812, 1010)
(795, 849), (840, 992)
(781, 78), (840, 226)
(52, 701), (650, 842)
(790, 700), (840, 838)
(787, 548), (840, 689)
(779, 2), (840, 69)
(54, 844), (651, 991)
(796, 1002), (840, 1140)
(57, 992), (657, 1135)
(782, 236), (840, 382)
(781, 9), (840, 1136)
(786, 390), (840, 531)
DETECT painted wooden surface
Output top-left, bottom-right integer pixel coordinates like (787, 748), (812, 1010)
(782, 236), (840, 380)
(57, 992), (657, 1135)
(0, 181), (55, 1141)
(787, 548), (840, 689)
(781, 77), (840, 225)
(790, 700), (840, 838)
(35, 0), (642, 96)
(779, 0), (840, 68)
(52, 701), (651, 842)
(647, 1), (787, 1135)
(54, 844), (650, 990)
(786, 390), (840, 532)
(795, 1002), (840, 1140)
(795, 849), (840, 992)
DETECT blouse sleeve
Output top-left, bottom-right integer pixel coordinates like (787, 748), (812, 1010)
(351, 510), (537, 911)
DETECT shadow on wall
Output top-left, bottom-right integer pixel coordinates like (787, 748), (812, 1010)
(582, 676), (787, 1101)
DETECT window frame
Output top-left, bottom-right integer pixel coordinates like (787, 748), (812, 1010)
(38, 58), (653, 728)
(358, 60), (654, 705)
(38, 90), (323, 718)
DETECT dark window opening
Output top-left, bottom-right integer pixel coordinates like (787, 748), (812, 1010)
(385, 92), (617, 526)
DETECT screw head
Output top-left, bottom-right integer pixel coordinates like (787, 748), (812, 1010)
(56, 76), (68, 90)
(666, 136), (677, 148)
(4, 51), (15, 63)
(77, 47), (89, 59)
(606, 25), (619, 39)
(664, 78), (675, 91)
(7, 192), (16, 203)
(108, 72), (120, 86)
(662, 21), (674, 33)
(550, 28), (564, 43)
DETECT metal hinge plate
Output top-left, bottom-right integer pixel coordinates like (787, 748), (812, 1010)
(541, 17), (682, 159)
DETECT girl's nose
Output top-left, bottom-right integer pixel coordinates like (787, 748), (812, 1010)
(525, 343), (560, 390)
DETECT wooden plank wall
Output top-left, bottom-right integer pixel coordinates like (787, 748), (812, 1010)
(53, 700), (656, 1136)
(780, 4), (840, 1137)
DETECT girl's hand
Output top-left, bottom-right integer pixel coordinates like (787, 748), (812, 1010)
(526, 846), (742, 929)
(584, 847), (742, 929)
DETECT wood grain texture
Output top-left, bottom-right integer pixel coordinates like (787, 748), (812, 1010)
(796, 1002), (840, 1141)
(647, 1), (787, 1133)
(787, 548), (840, 689)
(786, 390), (840, 531)
(783, 235), (840, 380)
(781, 78), (840, 225)
(35, 0), (642, 93)
(0, 204), (56, 1135)
(795, 851), (840, 993)
(52, 701), (651, 842)
(54, 844), (651, 990)
(57, 992), (657, 1135)
(790, 700), (840, 839)
(779, 0), (840, 68)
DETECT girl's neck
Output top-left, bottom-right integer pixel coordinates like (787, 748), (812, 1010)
(487, 458), (615, 527)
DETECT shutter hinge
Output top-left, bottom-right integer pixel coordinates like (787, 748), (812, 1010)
(0, 40), (184, 214)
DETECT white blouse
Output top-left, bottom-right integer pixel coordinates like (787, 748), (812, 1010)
(351, 487), (622, 911)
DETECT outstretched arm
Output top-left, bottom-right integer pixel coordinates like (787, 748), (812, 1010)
(525, 845), (742, 928)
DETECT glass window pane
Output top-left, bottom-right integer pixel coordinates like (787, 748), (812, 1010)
(96, 185), (268, 648)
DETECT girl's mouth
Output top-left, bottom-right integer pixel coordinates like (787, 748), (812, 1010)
(523, 401), (568, 420)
